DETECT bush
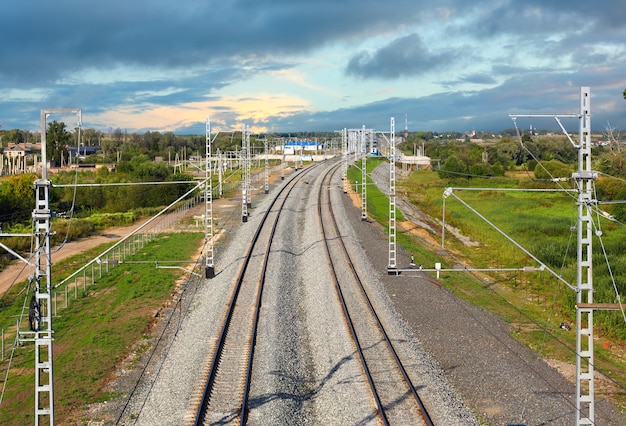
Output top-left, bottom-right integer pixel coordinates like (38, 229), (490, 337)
(533, 160), (572, 180)
(51, 219), (96, 244)
(469, 163), (489, 177)
(88, 212), (137, 229)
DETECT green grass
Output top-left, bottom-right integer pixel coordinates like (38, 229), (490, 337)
(0, 231), (203, 424)
(349, 160), (626, 408)
(347, 157), (406, 223)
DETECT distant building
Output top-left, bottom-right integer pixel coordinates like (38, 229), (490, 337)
(281, 140), (323, 155)
(68, 145), (101, 159)
(2, 143), (32, 175)
(3, 143), (31, 159)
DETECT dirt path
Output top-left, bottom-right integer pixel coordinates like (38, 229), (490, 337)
(0, 219), (154, 297)
(0, 167), (289, 298)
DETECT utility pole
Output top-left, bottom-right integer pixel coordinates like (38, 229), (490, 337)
(361, 125), (367, 220)
(241, 124), (249, 223)
(205, 117), (215, 278)
(246, 128), (252, 208)
(511, 87), (602, 425)
(573, 87), (595, 425)
(342, 128), (348, 193)
(388, 117), (397, 270)
(19, 108), (81, 426)
(264, 137), (269, 194)
(217, 149), (223, 198)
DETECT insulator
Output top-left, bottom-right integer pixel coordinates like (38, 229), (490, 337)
(28, 295), (40, 332)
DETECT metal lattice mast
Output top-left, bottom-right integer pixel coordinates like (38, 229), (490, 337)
(241, 124), (248, 222)
(574, 87), (595, 425)
(264, 137), (269, 194)
(281, 149), (285, 181)
(246, 128), (252, 207)
(33, 174), (54, 426)
(342, 128), (348, 193)
(217, 149), (223, 198)
(388, 117), (397, 269)
(367, 128), (372, 153)
(350, 130), (358, 162)
(205, 117), (215, 278)
(510, 87), (596, 425)
(361, 126), (367, 220)
(30, 108), (81, 426)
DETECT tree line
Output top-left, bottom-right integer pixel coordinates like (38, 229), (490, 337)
(1, 124), (337, 167)
(410, 132), (626, 221)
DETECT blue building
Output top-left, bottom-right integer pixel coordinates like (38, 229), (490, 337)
(283, 140), (323, 154)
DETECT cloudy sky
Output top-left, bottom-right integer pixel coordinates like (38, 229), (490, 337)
(1, 1), (626, 135)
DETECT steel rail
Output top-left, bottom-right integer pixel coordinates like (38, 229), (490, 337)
(318, 163), (434, 425)
(194, 163), (321, 425)
(317, 163), (387, 423)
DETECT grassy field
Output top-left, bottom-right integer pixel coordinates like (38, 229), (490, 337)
(0, 231), (204, 424)
(349, 159), (626, 408)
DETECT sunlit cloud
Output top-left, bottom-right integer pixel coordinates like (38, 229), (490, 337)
(269, 69), (339, 98)
(94, 93), (310, 134)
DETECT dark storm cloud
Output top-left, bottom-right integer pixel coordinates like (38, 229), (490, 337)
(345, 33), (458, 79)
(0, 0), (437, 86)
(466, 1), (626, 55)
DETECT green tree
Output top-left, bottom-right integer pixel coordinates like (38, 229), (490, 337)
(495, 136), (528, 165)
(46, 120), (72, 166)
(112, 128), (124, 142)
(437, 155), (467, 179)
(81, 128), (101, 147)
(469, 163), (489, 177)
(2, 129), (26, 144)
(0, 174), (35, 222)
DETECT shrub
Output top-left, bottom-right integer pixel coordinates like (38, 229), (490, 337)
(533, 159), (572, 180)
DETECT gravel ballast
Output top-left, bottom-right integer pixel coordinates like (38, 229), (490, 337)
(86, 159), (626, 425)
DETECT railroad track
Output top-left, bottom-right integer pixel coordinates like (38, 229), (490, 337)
(192, 163), (320, 425)
(317, 162), (435, 425)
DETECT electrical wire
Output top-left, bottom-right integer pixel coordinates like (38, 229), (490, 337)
(512, 123), (626, 325)
(51, 160), (80, 253)
(115, 198), (239, 423)
(514, 122), (626, 229)
(116, 254), (205, 425)
(537, 196), (577, 359)
(0, 214), (38, 302)
(0, 281), (34, 408)
(457, 258), (626, 425)
(450, 265), (583, 416)
(512, 118), (578, 199)
(508, 118), (626, 421)
(596, 170), (626, 185)
(432, 165), (523, 180)
(591, 185), (626, 324)
(0, 251), (34, 302)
